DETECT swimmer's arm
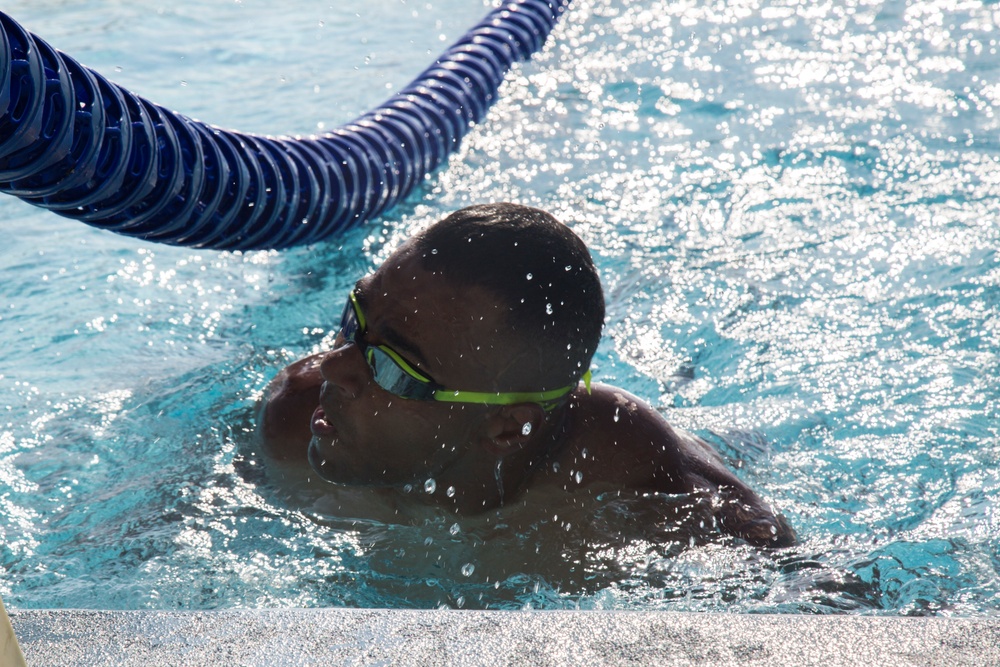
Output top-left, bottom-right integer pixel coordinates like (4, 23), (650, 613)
(662, 426), (796, 547)
(255, 352), (325, 460)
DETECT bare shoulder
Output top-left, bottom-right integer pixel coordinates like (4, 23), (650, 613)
(559, 383), (796, 547)
(256, 352), (325, 460)
(559, 384), (689, 491)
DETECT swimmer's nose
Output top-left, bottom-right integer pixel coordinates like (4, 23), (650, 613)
(319, 344), (367, 399)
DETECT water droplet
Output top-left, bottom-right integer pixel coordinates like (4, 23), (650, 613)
(613, 407), (620, 423)
(565, 265), (572, 271)
(431, 248), (438, 254)
(574, 470), (584, 484)
(495, 459), (504, 505)
(424, 537), (434, 546)
(424, 478), (437, 494)
(461, 563), (475, 577)
(449, 522), (461, 535)
(403, 484), (413, 493)
(446, 486), (456, 498)
(526, 273), (533, 280)
(545, 303), (553, 314)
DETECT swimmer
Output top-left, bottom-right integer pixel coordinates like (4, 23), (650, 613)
(257, 203), (795, 548)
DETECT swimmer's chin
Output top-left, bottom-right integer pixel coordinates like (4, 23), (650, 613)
(308, 436), (344, 484)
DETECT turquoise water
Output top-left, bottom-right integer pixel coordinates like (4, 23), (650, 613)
(1, 0), (999, 614)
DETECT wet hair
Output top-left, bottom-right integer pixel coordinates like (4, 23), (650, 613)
(412, 203), (605, 386)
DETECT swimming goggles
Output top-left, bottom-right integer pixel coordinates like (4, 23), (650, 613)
(338, 290), (590, 409)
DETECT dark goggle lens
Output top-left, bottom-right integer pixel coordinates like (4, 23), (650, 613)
(339, 297), (361, 342)
(366, 347), (436, 400)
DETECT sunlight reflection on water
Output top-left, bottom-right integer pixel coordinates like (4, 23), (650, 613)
(0, 0), (998, 613)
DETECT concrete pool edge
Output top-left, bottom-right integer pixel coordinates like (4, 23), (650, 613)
(9, 608), (1000, 666)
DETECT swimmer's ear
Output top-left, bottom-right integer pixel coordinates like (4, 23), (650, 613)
(480, 403), (546, 456)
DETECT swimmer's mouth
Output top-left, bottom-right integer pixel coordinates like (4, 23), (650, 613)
(311, 406), (338, 437)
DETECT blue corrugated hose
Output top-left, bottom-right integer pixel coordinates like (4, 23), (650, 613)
(0, 1), (569, 249)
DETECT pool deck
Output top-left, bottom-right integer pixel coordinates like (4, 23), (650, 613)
(8, 608), (1000, 666)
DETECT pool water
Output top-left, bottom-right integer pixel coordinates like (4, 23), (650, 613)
(1, 0), (998, 613)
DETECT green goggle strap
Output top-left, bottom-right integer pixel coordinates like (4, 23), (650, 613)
(431, 370), (592, 408)
(348, 291), (366, 329)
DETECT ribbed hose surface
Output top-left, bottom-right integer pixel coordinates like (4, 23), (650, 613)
(0, 1), (569, 249)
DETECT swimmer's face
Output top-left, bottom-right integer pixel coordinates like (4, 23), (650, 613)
(308, 245), (525, 488)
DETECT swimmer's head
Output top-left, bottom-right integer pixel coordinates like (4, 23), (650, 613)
(409, 203), (605, 390)
(309, 203), (604, 492)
